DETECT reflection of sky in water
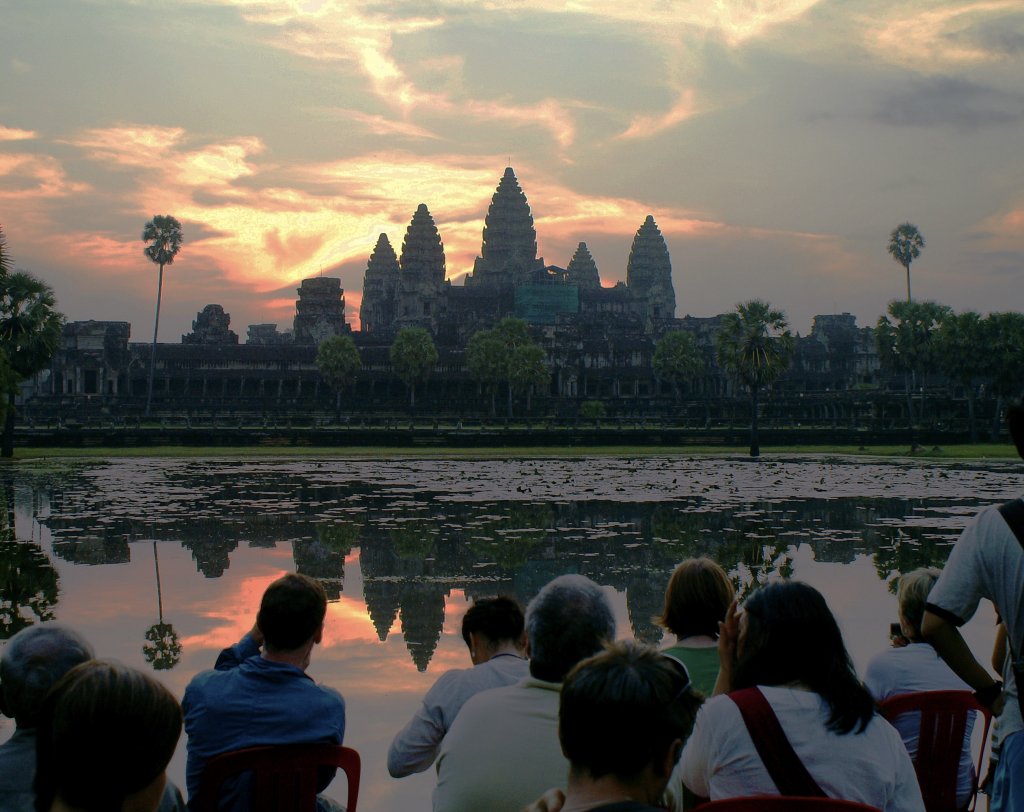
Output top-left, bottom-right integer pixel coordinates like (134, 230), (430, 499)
(0, 455), (1016, 810)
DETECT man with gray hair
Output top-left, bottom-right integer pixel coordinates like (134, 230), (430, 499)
(0, 623), (185, 812)
(433, 574), (616, 812)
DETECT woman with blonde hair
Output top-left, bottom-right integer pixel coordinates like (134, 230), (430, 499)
(658, 557), (734, 696)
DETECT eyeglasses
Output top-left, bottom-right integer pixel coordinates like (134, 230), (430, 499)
(660, 652), (693, 703)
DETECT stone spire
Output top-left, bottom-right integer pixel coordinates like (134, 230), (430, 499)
(397, 204), (447, 329)
(625, 215), (675, 321)
(566, 242), (600, 288)
(467, 167), (542, 289)
(360, 233), (400, 333)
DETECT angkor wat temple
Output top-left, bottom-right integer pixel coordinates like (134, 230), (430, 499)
(22, 166), (974, 429)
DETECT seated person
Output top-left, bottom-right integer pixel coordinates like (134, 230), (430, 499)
(433, 574), (616, 812)
(388, 595), (527, 777)
(658, 557), (734, 696)
(34, 659), (182, 812)
(865, 567), (974, 809)
(183, 573), (345, 811)
(0, 624), (185, 812)
(673, 581), (923, 811)
(526, 640), (703, 812)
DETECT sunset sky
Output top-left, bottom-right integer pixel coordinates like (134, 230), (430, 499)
(1, 0), (1022, 338)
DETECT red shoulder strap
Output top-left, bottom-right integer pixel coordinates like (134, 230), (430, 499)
(729, 687), (827, 798)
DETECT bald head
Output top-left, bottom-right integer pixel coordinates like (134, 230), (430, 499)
(1, 624), (94, 727)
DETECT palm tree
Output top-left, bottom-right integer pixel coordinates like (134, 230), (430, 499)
(388, 327), (438, 410)
(0, 225), (10, 276)
(715, 300), (794, 458)
(142, 215), (183, 417)
(315, 334), (361, 418)
(0, 271), (63, 457)
(887, 223), (924, 302)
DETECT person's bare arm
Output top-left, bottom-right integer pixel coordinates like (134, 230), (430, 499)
(921, 609), (1004, 714)
(993, 623), (1008, 673)
(712, 601), (740, 696)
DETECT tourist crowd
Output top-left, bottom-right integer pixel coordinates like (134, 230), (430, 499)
(1, 402), (1022, 812)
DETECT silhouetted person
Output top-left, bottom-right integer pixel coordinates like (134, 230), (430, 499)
(0, 624), (185, 812)
(923, 401), (1024, 812)
(433, 574), (615, 812)
(34, 659), (182, 812)
(388, 596), (527, 777)
(525, 641), (702, 812)
(183, 573), (345, 811)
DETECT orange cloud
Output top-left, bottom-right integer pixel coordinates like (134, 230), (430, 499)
(615, 90), (699, 140)
(0, 125), (36, 141)
(65, 124), (187, 166)
(0, 153), (89, 200)
(334, 109), (441, 140)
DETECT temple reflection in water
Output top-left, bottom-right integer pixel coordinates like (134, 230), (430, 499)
(2, 454), (1009, 672)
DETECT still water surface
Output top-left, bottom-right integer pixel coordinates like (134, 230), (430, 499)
(0, 454), (1018, 809)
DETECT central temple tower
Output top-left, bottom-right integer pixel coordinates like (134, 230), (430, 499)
(466, 167), (544, 289)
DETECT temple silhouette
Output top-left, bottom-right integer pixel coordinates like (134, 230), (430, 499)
(22, 166), (905, 424)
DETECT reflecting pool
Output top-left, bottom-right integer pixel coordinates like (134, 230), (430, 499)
(0, 454), (1015, 810)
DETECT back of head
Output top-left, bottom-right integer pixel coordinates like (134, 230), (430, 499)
(659, 557), (734, 639)
(526, 574), (615, 683)
(734, 580), (874, 735)
(461, 596), (525, 647)
(0, 624), (93, 728)
(897, 567), (941, 637)
(560, 641), (701, 783)
(34, 660), (182, 812)
(1008, 401), (1024, 461)
(257, 572), (327, 652)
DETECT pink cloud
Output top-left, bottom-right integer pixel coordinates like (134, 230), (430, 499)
(0, 125), (36, 141)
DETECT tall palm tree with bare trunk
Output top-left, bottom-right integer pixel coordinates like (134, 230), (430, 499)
(887, 223), (924, 302)
(142, 215), (183, 417)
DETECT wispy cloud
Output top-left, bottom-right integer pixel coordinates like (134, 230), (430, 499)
(615, 90), (700, 140)
(0, 125), (36, 141)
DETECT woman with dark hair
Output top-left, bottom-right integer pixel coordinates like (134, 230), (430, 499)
(34, 660), (182, 812)
(673, 581), (923, 811)
(658, 557), (734, 696)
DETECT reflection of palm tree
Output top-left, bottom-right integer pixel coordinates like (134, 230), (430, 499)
(142, 541), (181, 670)
(0, 539), (59, 639)
(143, 622), (182, 670)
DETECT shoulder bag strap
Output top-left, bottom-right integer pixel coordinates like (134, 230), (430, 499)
(729, 687), (827, 798)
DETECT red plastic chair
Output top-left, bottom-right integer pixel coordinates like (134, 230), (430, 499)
(879, 690), (992, 812)
(194, 743), (361, 812)
(697, 798), (880, 811)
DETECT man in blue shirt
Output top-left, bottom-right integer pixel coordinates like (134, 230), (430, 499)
(183, 573), (346, 810)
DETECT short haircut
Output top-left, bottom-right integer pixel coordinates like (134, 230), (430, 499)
(559, 641), (701, 782)
(34, 660), (182, 812)
(461, 596), (525, 648)
(658, 558), (734, 639)
(257, 573), (328, 652)
(1008, 401), (1024, 461)
(525, 574), (615, 683)
(0, 624), (93, 727)
(897, 567), (941, 635)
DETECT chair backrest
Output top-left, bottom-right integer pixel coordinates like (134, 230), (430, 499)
(879, 689), (992, 812)
(697, 797), (880, 811)
(194, 743), (361, 812)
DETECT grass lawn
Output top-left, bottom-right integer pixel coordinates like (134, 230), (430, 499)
(8, 443), (1020, 461)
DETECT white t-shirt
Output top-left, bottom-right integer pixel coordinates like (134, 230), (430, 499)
(926, 500), (1024, 740)
(864, 643), (974, 806)
(674, 686), (924, 812)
